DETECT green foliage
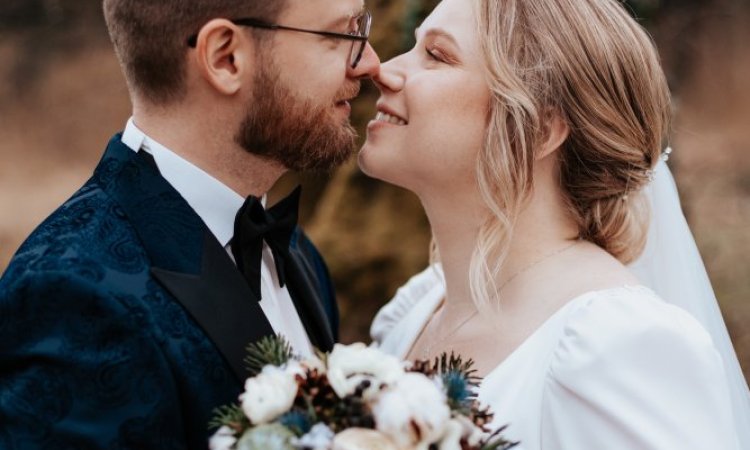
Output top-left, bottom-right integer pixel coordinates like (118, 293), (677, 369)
(402, 0), (441, 48)
(481, 425), (520, 450)
(209, 404), (249, 432)
(243, 335), (295, 377)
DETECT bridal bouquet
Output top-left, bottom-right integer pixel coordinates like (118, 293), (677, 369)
(209, 336), (517, 450)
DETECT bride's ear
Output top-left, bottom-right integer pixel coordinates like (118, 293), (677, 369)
(537, 113), (569, 160)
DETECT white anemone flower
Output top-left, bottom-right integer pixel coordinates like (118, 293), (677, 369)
(209, 426), (237, 450)
(291, 423), (335, 450)
(371, 372), (451, 450)
(326, 343), (404, 399)
(331, 428), (400, 450)
(240, 365), (299, 424)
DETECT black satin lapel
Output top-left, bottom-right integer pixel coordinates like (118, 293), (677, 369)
(151, 232), (274, 382)
(98, 138), (275, 382)
(285, 249), (335, 352)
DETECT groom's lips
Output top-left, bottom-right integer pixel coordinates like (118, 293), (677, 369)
(335, 99), (353, 117)
(335, 84), (361, 106)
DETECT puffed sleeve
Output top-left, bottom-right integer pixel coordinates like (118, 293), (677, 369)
(541, 291), (740, 450)
(370, 265), (444, 355)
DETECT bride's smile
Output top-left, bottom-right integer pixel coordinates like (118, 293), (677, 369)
(358, 0), (490, 195)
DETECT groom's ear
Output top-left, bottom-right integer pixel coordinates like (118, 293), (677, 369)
(190, 19), (255, 96)
(537, 112), (570, 160)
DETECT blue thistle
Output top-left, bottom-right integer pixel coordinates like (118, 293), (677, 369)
(442, 370), (477, 412)
(278, 410), (313, 437)
(427, 352), (481, 413)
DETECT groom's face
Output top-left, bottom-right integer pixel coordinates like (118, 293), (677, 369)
(236, 0), (380, 172)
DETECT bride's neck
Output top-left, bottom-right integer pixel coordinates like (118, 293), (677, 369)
(420, 181), (579, 314)
(420, 192), (484, 312)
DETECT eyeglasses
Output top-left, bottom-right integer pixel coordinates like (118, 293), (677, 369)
(187, 10), (372, 69)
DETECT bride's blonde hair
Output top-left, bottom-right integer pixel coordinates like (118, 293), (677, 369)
(468, 0), (671, 310)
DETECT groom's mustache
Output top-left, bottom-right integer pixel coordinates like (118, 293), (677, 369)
(335, 82), (361, 103)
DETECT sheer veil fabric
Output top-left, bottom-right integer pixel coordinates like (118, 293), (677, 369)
(628, 157), (750, 447)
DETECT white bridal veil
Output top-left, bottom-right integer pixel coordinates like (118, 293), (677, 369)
(628, 154), (750, 447)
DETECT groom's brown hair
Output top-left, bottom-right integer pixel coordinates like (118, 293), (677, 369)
(103, 0), (286, 105)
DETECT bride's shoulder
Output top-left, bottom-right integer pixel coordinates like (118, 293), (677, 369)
(565, 285), (710, 335)
(370, 265), (445, 343)
(550, 285), (718, 376)
(540, 286), (736, 448)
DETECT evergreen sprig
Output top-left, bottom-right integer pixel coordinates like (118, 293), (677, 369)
(480, 425), (520, 450)
(243, 334), (295, 377)
(208, 404), (249, 432)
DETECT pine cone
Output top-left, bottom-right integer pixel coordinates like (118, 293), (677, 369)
(296, 370), (375, 432)
(470, 403), (494, 430)
(409, 359), (438, 377)
(332, 380), (376, 431)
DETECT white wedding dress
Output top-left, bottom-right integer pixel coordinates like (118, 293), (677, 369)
(371, 266), (741, 449)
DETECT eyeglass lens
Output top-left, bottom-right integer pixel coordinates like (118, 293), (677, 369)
(349, 11), (371, 68)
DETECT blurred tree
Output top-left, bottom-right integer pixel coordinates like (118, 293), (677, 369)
(1, 0), (107, 95)
(0, 0), (102, 29)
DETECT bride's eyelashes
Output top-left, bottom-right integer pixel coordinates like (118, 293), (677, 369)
(423, 44), (456, 65)
(425, 47), (443, 62)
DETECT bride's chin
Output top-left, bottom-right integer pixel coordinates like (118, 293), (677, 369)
(356, 147), (376, 177)
(357, 147), (395, 184)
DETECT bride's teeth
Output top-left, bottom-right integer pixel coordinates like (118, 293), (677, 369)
(375, 111), (407, 125)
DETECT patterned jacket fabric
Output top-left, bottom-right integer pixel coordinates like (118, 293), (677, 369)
(0, 135), (338, 449)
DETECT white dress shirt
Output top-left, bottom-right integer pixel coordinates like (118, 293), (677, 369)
(121, 118), (314, 357)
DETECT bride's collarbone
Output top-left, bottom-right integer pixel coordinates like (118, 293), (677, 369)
(417, 318), (525, 376)
(415, 250), (638, 374)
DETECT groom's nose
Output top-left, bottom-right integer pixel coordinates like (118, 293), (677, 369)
(348, 42), (381, 79)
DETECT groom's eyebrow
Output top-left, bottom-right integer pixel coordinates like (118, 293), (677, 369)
(325, 5), (366, 31)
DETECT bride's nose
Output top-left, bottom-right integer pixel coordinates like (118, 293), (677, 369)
(373, 56), (406, 93)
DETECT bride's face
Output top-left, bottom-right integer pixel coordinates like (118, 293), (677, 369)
(358, 0), (490, 195)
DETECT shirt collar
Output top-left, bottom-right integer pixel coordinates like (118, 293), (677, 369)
(121, 117), (248, 248)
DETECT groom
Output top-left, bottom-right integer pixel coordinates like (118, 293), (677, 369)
(0, 0), (379, 448)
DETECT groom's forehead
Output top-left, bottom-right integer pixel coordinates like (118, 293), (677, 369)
(283, 0), (365, 26)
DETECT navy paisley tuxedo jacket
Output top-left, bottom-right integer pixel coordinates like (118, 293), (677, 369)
(0, 135), (338, 449)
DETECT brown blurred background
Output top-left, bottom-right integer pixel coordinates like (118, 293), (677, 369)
(1, 0), (748, 382)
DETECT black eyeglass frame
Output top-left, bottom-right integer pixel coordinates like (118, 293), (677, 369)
(187, 10), (372, 68)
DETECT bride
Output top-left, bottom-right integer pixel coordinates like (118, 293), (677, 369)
(360, 0), (750, 448)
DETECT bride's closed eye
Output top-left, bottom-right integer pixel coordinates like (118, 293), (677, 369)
(425, 46), (445, 63)
(424, 43), (457, 65)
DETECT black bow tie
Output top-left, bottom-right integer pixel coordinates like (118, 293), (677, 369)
(230, 187), (301, 301)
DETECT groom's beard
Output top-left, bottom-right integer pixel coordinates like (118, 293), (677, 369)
(237, 62), (359, 172)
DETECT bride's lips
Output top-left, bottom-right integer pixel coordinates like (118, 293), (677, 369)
(367, 103), (409, 131)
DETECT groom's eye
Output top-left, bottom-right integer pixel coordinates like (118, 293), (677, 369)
(345, 16), (360, 35)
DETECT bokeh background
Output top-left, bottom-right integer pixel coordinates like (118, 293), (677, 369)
(1, 0), (748, 383)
